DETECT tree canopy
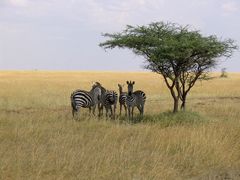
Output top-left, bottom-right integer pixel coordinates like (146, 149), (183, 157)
(99, 22), (238, 113)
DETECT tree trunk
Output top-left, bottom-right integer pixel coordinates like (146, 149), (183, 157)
(173, 97), (179, 113)
(169, 86), (179, 113)
(162, 75), (180, 113)
(181, 94), (186, 111)
(181, 100), (186, 111)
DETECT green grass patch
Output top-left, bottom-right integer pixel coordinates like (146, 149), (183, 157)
(141, 111), (208, 127)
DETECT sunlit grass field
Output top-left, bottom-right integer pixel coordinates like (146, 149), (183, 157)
(1, 71), (240, 179)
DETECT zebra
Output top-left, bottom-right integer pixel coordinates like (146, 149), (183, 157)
(118, 84), (127, 116)
(70, 83), (102, 119)
(96, 82), (118, 119)
(126, 81), (146, 120)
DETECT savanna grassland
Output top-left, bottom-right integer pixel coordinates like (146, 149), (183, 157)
(0, 71), (240, 180)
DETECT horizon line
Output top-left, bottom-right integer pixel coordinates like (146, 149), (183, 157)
(0, 70), (240, 73)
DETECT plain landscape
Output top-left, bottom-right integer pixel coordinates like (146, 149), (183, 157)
(0, 71), (240, 180)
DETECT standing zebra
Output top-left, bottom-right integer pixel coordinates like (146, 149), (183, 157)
(96, 82), (118, 119)
(126, 81), (146, 120)
(70, 83), (101, 119)
(118, 84), (127, 116)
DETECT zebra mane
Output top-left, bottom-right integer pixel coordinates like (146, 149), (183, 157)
(99, 84), (106, 93)
(101, 86), (106, 93)
(95, 82), (101, 86)
(92, 82), (106, 94)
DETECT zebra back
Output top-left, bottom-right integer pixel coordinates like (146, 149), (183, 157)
(71, 90), (93, 109)
(71, 84), (101, 110)
(133, 90), (146, 102)
(103, 90), (118, 106)
(126, 90), (146, 107)
(119, 92), (127, 105)
(118, 84), (127, 105)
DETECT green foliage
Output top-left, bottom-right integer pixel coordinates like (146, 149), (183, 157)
(100, 21), (238, 113)
(141, 111), (207, 127)
(100, 22), (237, 68)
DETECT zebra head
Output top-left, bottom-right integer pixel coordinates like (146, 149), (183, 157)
(126, 81), (135, 96)
(91, 83), (102, 103)
(118, 84), (124, 93)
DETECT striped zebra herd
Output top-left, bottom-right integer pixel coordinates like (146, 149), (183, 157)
(70, 81), (146, 120)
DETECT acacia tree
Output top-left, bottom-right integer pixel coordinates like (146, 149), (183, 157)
(99, 22), (237, 113)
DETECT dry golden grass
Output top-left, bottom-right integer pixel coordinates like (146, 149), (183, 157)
(0, 71), (240, 179)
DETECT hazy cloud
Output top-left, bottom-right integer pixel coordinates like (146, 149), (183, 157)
(0, 0), (239, 71)
(6, 0), (29, 7)
(221, 1), (239, 14)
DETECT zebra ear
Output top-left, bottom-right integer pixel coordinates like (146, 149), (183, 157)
(133, 81), (135, 85)
(126, 81), (129, 84)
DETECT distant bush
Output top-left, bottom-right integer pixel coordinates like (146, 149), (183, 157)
(220, 68), (228, 78)
(141, 111), (207, 127)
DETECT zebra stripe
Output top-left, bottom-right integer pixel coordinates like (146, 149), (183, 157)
(126, 91), (146, 107)
(126, 81), (146, 120)
(71, 83), (101, 118)
(72, 91), (93, 108)
(118, 84), (127, 116)
(101, 90), (118, 118)
(119, 93), (127, 104)
(103, 90), (118, 106)
(97, 83), (118, 118)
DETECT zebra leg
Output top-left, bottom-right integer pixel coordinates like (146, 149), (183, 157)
(120, 104), (122, 116)
(131, 106), (134, 121)
(137, 105), (141, 115)
(98, 103), (100, 117)
(141, 104), (144, 115)
(75, 107), (80, 121)
(105, 106), (109, 118)
(99, 104), (103, 117)
(113, 104), (116, 119)
(127, 106), (131, 121)
(72, 108), (75, 119)
(98, 103), (101, 117)
(89, 107), (91, 114)
(110, 106), (113, 119)
(124, 104), (127, 116)
(92, 105), (96, 116)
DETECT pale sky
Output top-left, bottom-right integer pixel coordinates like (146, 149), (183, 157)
(0, 0), (239, 71)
